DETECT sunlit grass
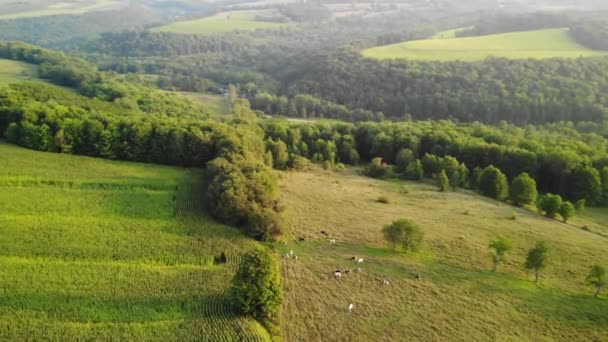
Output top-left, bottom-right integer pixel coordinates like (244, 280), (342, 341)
(362, 28), (608, 61)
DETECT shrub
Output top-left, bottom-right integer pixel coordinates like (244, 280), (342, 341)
(436, 170), (450, 192)
(230, 249), (283, 331)
(479, 165), (509, 200)
(558, 201), (575, 223)
(510, 172), (538, 206)
(288, 155), (311, 171)
(536, 193), (562, 218)
(382, 218), (423, 253)
(404, 159), (423, 180)
(366, 157), (393, 179)
(377, 196), (390, 204)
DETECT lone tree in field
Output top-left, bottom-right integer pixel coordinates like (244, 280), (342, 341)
(479, 165), (509, 201)
(525, 241), (549, 283)
(382, 221), (405, 250)
(537, 193), (562, 218)
(437, 169), (450, 192)
(558, 201), (575, 223)
(586, 264), (606, 297)
(510, 173), (538, 206)
(230, 249), (282, 327)
(489, 237), (513, 272)
(383, 218), (423, 253)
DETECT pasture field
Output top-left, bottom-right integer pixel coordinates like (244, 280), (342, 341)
(0, 0), (122, 20)
(0, 142), (269, 341)
(151, 10), (289, 35)
(177, 92), (230, 115)
(0, 59), (38, 85)
(362, 28), (608, 61)
(277, 168), (608, 341)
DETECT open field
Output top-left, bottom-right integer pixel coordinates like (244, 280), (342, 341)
(0, 59), (38, 85)
(277, 168), (608, 341)
(0, 142), (269, 341)
(0, 0), (122, 20)
(362, 28), (608, 61)
(177, 92), (230, 115)
(151, 10), (289, 35)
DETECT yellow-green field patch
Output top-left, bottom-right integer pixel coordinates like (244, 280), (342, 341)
(0, 0), (122, 19)
(362, 28), (608, 61)
(150, 10), (290, 35)
(0, 59), (38, 85)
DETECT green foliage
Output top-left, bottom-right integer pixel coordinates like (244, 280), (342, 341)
(421, 154), (443, 177)
(574, 199), (586, 212)
(382, 218), (424, 253)
(489, 237), (513, 271)
(479, 165), (509, 201)
(267, 139), (289, 170)
(525, 241), (550, 283)
(366, 157), (393, 179)
(404, 159), (424, 180)
(568, 166), (603, 204)
(437, 170), (450, 192)
(230, 249), (283, 330)
(510, 173), (538, 206)
(558, 201), (575, 223)
(288, 155), (311, 171)
(207, 157), (282, 241)
(537, 194), (563, 218)
(586, 265), (606, 297)
(395, 148), (415, 171)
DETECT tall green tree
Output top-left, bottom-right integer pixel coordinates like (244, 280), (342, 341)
(525, 241), (549, 283)
(479, 165), (509, 200)
(510, 172), (538, 206)
(437, 169), (450, 192)
(489, 236), (513, 272)
(230, 249), (283, 327)
(586, 264), (606, 297)
(395, 148), (415, 172)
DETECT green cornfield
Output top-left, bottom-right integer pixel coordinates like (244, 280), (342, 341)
(0, 142), (270, 341)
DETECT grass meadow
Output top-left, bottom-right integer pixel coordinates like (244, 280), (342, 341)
(0, 142), (269, 341)
(0, 0), (121, 19)
(0, 59), (38, 86)
(177, 92), (230, 115)
(362, 28), (608, 61)
(277, 168), (608, 341)
(150, 10), (289, 35)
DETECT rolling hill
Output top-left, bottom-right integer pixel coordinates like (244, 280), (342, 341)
(362, 28), (608, 61)
(151, 10), (289, 35)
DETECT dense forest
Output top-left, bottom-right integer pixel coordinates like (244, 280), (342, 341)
(81, 27), (608, 125)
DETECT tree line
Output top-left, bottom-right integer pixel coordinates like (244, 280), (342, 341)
(259, 119), (608, 205)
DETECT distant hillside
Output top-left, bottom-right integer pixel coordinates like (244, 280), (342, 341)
(362, 28), (608, 61)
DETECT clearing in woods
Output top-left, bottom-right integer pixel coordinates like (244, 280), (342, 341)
(0, 142), (270, 341)
(361, 28), (608, 61)
(0, 59), (38, 86)
(150, 10), (289, 35)
(278, 168), (608, 341)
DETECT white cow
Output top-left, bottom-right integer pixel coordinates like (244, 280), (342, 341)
(357, 258), (364, 263)
(348, 303), (354, 313)
(329, 239), (336, 244)
(334, 271), (342, 279)
(382, 279), (390, 286)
